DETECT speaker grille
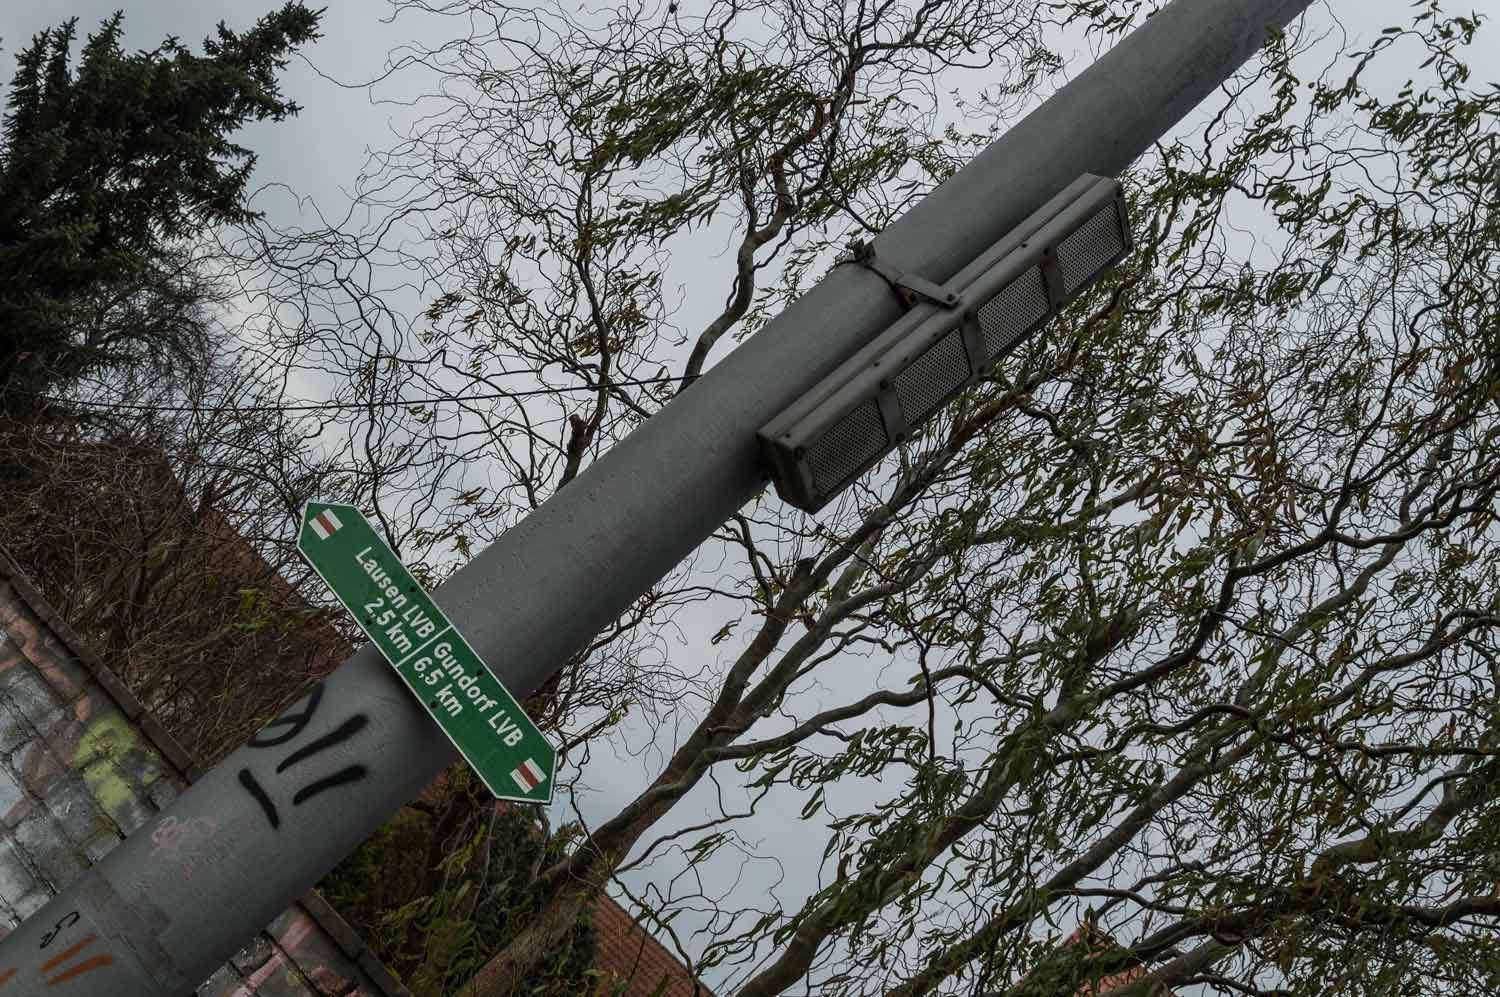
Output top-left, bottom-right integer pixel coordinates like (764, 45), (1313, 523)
(807, 399), (888, 497)
(759, 175), (1132, 513)
(1057, 201), (1126, 295)
(893, 329), (970, 427)
(976, 266), (1050, 364)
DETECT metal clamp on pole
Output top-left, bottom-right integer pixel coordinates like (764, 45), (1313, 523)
(762, 173), (1133, 513)
(840, 240), (962, 310)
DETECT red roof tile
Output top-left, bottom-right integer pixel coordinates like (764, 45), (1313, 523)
(1014, 924), (1169, 996)
(590, 893), (715, 997)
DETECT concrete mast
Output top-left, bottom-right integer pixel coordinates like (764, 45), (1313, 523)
(0, 0), (1315, 991)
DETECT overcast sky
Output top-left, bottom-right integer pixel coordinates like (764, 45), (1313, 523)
(4, 1), (1497, 993)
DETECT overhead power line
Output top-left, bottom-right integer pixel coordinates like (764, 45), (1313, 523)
(25, 374), (686, 415)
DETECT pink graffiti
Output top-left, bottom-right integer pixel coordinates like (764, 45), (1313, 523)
(227, 913), (317, 997)
(0, 597), (86, 700)
(149, 815), (219, 880)
(223, 910), (358, 996)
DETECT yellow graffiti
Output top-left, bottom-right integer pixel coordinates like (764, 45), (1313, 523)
(76, 712), (158, 815)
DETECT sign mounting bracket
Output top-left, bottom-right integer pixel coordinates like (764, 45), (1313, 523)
(841, 240), (961, 311)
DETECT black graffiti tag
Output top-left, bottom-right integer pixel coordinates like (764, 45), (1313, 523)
(39, 911), (79, 949)
(239, 684), (369, 829)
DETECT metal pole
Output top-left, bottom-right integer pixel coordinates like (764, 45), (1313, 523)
(0, 0), (1314, 992)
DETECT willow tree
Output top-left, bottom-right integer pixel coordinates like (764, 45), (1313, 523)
(232, 1), (1500, 994)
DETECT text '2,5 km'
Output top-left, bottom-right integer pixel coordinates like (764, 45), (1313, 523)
(297, 502), (556, 803)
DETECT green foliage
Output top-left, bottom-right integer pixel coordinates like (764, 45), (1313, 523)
(0, 4), (322, 412)
(319, 770), (597, 996)
(318, 800), (435, 935)
(199, 0), (1500, 993)
(698, 5), (1500, 992)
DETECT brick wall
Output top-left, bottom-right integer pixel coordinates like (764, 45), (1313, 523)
(0, 546), (409, 996)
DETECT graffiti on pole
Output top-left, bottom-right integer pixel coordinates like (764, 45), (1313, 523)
(0, 908), (140, 990)
(236, 684), (370, 830)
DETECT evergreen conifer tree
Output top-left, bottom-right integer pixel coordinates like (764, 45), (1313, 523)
(0, 4), (322, 414)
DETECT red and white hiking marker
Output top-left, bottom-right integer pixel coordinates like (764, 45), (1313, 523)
(297, 500), (556, 803)
(308, 508), (344, 540)
(510, 758), (547, 793)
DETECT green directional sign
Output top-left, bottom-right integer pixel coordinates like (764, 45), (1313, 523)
(296, 501), (555, 803)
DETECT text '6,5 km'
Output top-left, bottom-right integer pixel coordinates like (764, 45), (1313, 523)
(297, 502), (556, 803)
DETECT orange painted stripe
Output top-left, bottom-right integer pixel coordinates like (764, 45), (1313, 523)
(47, 955), (113, 986)
(0, 967), (15, 985)
(39, 934), (95, 973)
